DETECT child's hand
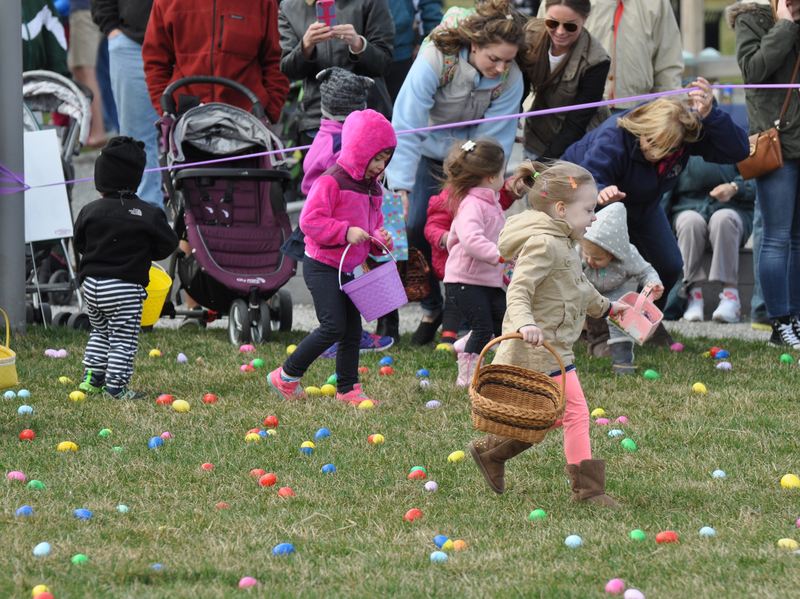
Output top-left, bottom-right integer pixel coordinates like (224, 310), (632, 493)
(649, 283), (664, 300)
(378, 226), (392, 244)
(610, 301), (629, 318)
(519, 325), (544, 347)
(598, 185), (626, 206)
(346, 227), (369, 245)
(440, 231), (449, 247)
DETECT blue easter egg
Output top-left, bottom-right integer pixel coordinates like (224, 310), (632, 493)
(15, 505), (34, 516)
(699, 526), (716, 537)
(433, 535), (450, 549)
(322, 464), (337, 474)
(74, 509), (93, 520)
(4, 390), (16, 399)
(430, 551), (448, 563)
(608, 429), (624, 438)
(18, 389), (30, 399)
(565, 535), (583, 548)
(715, 350), (729, 359)
(152, 563), (164, 572)
(379, 356), (394, 366)
(257, 430), (268, 437)
(301, 446), (314, 455)
(33, 542), (51, 557)
(18, 405), (34, 414)
(148, 437), (163, 449)
(712, 469), (726, 479)
(315, 428), (331, 439)
(272, 543), (295, 555)
(417, 369), (430, 378)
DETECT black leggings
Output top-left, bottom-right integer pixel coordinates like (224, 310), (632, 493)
(446, 283), (506, 355)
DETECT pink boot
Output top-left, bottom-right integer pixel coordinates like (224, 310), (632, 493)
(456, 353), (472, 387)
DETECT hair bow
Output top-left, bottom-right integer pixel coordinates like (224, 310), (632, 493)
(461, 140), (476, 152)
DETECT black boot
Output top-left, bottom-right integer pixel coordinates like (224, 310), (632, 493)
(376, 309), (400, 345)
(609, 341), (636, 375)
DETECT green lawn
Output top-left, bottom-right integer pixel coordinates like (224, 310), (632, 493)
(3, 326), (800, 598)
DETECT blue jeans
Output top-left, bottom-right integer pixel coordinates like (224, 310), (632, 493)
(107, 32), (162, 209)
(755, 159), (800, 319)
(408, 156), (444, 317)
(751, 201), (767, 322)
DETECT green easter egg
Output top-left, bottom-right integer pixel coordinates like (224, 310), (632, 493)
(621, 438), (638, 452)
(252, 358), (265, 368)
(643, 370), (660, 380)
(528, 509), (547, 521)
(113, 447), (123, 453)
(629, 529), (646, 541)
(98, 429), (112, 437)
(71, 554), (88, 564)
(327, 373), (338, 385)
(410, 466), (428, 474)
(27, 480), (46, 490)
(780, 354), (793, 364)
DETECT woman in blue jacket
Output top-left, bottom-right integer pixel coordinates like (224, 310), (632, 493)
(562, 77), (750, 344)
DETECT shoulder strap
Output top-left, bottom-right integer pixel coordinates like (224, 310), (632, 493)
(778, 50), (800, 129)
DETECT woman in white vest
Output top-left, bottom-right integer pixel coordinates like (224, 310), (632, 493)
(386, 0), (525, 345)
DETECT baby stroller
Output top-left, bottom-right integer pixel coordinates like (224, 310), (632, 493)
(158, 76), (296, 344)
(22, 70), (93, 329)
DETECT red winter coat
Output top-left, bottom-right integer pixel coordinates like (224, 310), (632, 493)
(143, 0), (289, 124)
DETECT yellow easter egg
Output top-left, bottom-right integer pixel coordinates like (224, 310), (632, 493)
(305, 386), (321, 396)
(286, 344), (297, 355)
(371, 434), (385, 444)
(245, 433), (261, 443)
(173, 400), (191, 413)
(57, 441), (78, 451)
(301, 441), (316, 449)
(69, 390), (86, 402)
(441, 539), (454, 550)
(358, 400), (374, 410)
(32, 585), (50, 596)
(778, 538), (799, 549)
(149, 349), (163, 357)
(435, 343), (451, 352)
(692, 382), (708, 394)
(781, 474), (800, 488)
(448, 450), (466, 463)
(591, 408), (606, 418)
(267, 429), (277, 436)
(58, 376), (72, 384)
(320, 384), (336, 396)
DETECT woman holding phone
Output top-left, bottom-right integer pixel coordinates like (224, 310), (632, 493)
(278, 0), (395, 137)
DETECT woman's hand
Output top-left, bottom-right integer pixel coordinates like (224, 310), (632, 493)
(108, 28), (122, 39)
(519, 325), (544, 347)
(688, 77), (713, 118)
(710, 183), (737, 203)
(397, 190), (410, 221)
(648, 283), (664, 300)
(610, 301), (629, 318)
(776, 0), (800, 21)
(302, 22), (333, 59)
(346, 226), (369, 244)
(332, 24), (364, 53)
(598, 185), (626, 206)
(440, 231), (449, 248)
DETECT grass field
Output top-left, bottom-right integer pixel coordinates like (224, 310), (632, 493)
(3, 325), (800, 598)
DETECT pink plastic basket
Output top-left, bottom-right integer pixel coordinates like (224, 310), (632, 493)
(608, 282), (663, 345)
(338, 237), (408, 322)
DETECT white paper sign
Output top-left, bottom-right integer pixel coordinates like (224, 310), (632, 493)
(24, 129), (73, 243)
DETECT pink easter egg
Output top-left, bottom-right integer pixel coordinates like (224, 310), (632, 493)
(605, 579), (626, 594)
(239, 344), (255, 353)
(160, 432), (173, 440)
(616, 416), (629, 424)
(623, 590), (645, 599)
(796, 518), (800, 527)
(240, 364), (249, 372)
(7, 471), (26, 482)
(238, 576), (260, 588)
(595, 418), (611, 425)
(670, 343), (684, 352)
(56, 349), (67, 358)
(44, 349), (57, 358)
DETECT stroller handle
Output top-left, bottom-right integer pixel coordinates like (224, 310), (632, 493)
(161, 76), (266, 120)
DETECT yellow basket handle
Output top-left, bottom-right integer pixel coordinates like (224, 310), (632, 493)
(471, 332), (566, 404)
(151, 262), (167, 273)
(0, 308), (10, 350)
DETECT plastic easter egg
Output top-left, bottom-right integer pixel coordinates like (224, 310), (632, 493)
(712, 469), (726, 479)
(200, 463), (214, 471)
(149, 349), (163, 357)
(417, 369), (430, 378)
(616, 416), (628, 424)
(5, 390), (17, 399)
(709, 347), (723, 358)
(156, 394), (174, 405)
(716, 361), (732, 371)
(605, 579), (626, 595)
(245, 433), (260, 443)
(44, 349), (56, 358)
(609, 428), (624, 438)
(15, 506), (34, 516)
(58, 376), (72, 384)
(315, 428), (331, 439)
(715, 349), (729, 359)
(320, 384), (336, 396)
(780, 354), (793, 364)
(249, 469), (265, 477)
(408, 470), (427, 480)
(326, 374), (338, 385)
(301, 441), (316, 449)
(591, 408), (606, 418)
(69, 391), (86, 402)
(623, 590), (645, 599)
(410, 466), (428, 474)
(699, 526), (716, 537)
(251, 358), (264, 369)
(426, 400), (441, 409)
(436, 343), (451, 352)
(322, 464), (337, 474)
(528, 509), (546, 521)
(670, 342), (684, 351)
(447, 450), (466, 463)
(18, 389), (30, 399)
(259, 473), (277, 487)
(425, 481), (438, 492)
(173, 399), (190, 412)
(629, 529), (646, 541)
(564, 535), (583, 548)
(778, 538), (799, 550)
(152, 564), (164, 572)
(433, 535), (449, 548)
(239, 344), (255, 353)
(286, 344), (297, 355)
(420, 380), (431, 389)
(264, 415), (279, 427)
(20, 429), (35, 441)
(781, 474), (800, 488)
(358, 400), (374, 409)
(74, 509), (93, 520)
(358, 366), (370, 374)
(32, 585), (50, 595)
(278, 487), (294, 497)
(300, 446), (314, 455)
(113, 447), (123, 452)
(379, 366), (395, 375)
(379, 356), (394, 366)
(160, 431), (173, 440)
(27, 480), (45, 490)
(239, 577), (260, 588)
(148, 437), (163, 449)
(305, 386), (321, 396)
(266, 429), (277, 436)
(655, 531), (678, 544)
(203, 394), (218, 404)
(97, 428), (112, 437)
(18, 405), (34, 414)
(56, 349), (67, 358)
(621, 439), (637, 452)
(57, 441), (77, 451)
(430, 551), (448, 563)
(177, 353), (188, 363)
(272, 543), (295, 555)
(239, 364), (250, 372)
(405, 509), (422, 522)
(33, 542), (51, 557)
(117, 505), (129, 513)
(692, 382), (708, 394)
(643, 370), (659, 380)
(453, 540), (467, 551)
(595, 418), (610, 425)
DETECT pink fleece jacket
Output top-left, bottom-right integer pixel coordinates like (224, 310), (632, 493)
(443, 187), (505, 288)
(300, 109), (396, 273)
(301, 118), (343, 196)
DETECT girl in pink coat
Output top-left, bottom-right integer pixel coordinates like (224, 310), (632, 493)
(442, 138), (508, 386)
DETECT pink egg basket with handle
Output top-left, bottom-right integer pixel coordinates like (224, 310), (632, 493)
(608, 282), (663, 345)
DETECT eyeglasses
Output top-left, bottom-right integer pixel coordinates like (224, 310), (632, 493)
(545, 19), (579, 33)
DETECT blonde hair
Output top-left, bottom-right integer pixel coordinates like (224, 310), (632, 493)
(513, 159), (596, 212)
(430, 0), (526, 56)
(616, 97), (703, 161)
(441, 138), (506, 209)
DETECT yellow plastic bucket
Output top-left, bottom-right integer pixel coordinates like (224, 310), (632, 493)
(141, 263), (172, 327)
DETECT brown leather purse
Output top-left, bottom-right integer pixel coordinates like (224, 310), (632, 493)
(364, 247), (431, 302)
(737, 51), (800, 181)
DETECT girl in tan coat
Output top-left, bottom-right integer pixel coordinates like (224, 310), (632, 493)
(468, 160), (628, 506)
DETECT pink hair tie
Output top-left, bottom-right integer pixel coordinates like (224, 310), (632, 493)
(570, 176), (577, 189)
(541, 179), (547, 197)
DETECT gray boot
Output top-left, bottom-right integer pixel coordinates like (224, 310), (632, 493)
(609, 341), (636, 375)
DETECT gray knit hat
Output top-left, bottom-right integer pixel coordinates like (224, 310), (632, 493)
(317, 67), (374, 122)
(583, 202), (630, 263)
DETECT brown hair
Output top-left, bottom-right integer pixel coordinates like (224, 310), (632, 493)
(513, 159), (596, 212)
(616, 97), (703, 161)
(441, 138), (506, 209)
(519, 0), (591, 94)
(430, 0), (527, 56)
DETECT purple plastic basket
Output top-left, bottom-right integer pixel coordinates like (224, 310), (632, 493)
(338, 238), (408, 322)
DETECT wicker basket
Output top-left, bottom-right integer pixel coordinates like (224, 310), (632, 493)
(0, 308), (19, 390)
(469, 333), (566, 444)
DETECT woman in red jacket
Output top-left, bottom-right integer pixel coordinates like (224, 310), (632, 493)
(143, 0), (289, 124)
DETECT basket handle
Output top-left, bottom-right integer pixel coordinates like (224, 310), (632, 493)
(0, 308), (10, 350)
(471, 332), (567, 403)
(338, 235), (396, 291)
(151, 262), (167, 274)
(633, 282), (656, 313)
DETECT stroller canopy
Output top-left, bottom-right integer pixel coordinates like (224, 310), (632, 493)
(23, 70), (91, 146)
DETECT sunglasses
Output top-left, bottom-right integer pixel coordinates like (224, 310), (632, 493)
(545, 19), (579, 32)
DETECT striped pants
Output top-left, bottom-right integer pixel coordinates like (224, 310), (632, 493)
(82, 277), (147, 388)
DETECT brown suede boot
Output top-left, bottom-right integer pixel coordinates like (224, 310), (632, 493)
(646, 321), (675, 347)
(565, 459), (620, 507)
(468, 434), (533, 494)
(585, 315), (611, 358)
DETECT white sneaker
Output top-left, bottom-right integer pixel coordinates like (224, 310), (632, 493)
(712, 291), (741, 323)
(683, 291), (704, 322)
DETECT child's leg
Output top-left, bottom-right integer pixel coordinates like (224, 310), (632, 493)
(440, 293), (463, 345)
(489, 287), (506, 338)
(446, 283), (496, 354)
(102, 281), (147, 389)
(335, 293), (364, 394)
(548, 370), (591, 465)
(82, 278), (110, 377)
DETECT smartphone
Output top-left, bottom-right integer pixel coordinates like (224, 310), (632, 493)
(316, 0), (337, 27)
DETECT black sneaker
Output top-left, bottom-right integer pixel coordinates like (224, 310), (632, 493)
(792, 315), (800, 340)
(103, 386), (147, 400)
(78, 369), (105, 393)
(411, 312), (443, 346)
(770, 317), (800, 350)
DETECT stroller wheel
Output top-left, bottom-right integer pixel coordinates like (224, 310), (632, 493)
(25, 303), (34, 324)
(228, 299), (251, 345)
(269, 289), (293, 332)
(253, 299), (271, 344)
(67, 312), (91, 331)
(48, 269), (75, 305)
(32, 303), (53, 325)
(54, 311), (71, 326)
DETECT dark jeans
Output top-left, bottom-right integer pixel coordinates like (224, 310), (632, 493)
(386, 58), (413, 103)
(441, 293), (463, 341)
(283, 256), (361, 393)
(446, 283), (506, 354)
(751, 201), (767, 322)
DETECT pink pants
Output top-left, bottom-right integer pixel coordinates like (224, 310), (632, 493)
(547, 370), (591, 465)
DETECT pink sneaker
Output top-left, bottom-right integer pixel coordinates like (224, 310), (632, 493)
(268, 367), (305, 401)
(336, 383), (379, 405)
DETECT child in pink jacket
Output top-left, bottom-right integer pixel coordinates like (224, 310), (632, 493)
(268, 109), (395, 404)
(441, 138), (508, 385)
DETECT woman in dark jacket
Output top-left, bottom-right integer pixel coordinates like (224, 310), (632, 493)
(728, 0), (800, 349)
(562, 79), (750, 344)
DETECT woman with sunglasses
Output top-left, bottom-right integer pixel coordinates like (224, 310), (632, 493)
(562, 82), (750, 344)
(519, 0), (610, 161)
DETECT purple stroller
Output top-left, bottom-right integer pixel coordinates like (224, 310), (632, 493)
(158, 76), (296, 344)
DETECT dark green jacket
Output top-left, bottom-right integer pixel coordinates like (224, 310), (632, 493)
(661, 156), (756, 243)
(727, 1), (800, 159)
(22, 0), (71, 78)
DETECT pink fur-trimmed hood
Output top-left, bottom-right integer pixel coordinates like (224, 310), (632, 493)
(338, 109), (397, 180)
